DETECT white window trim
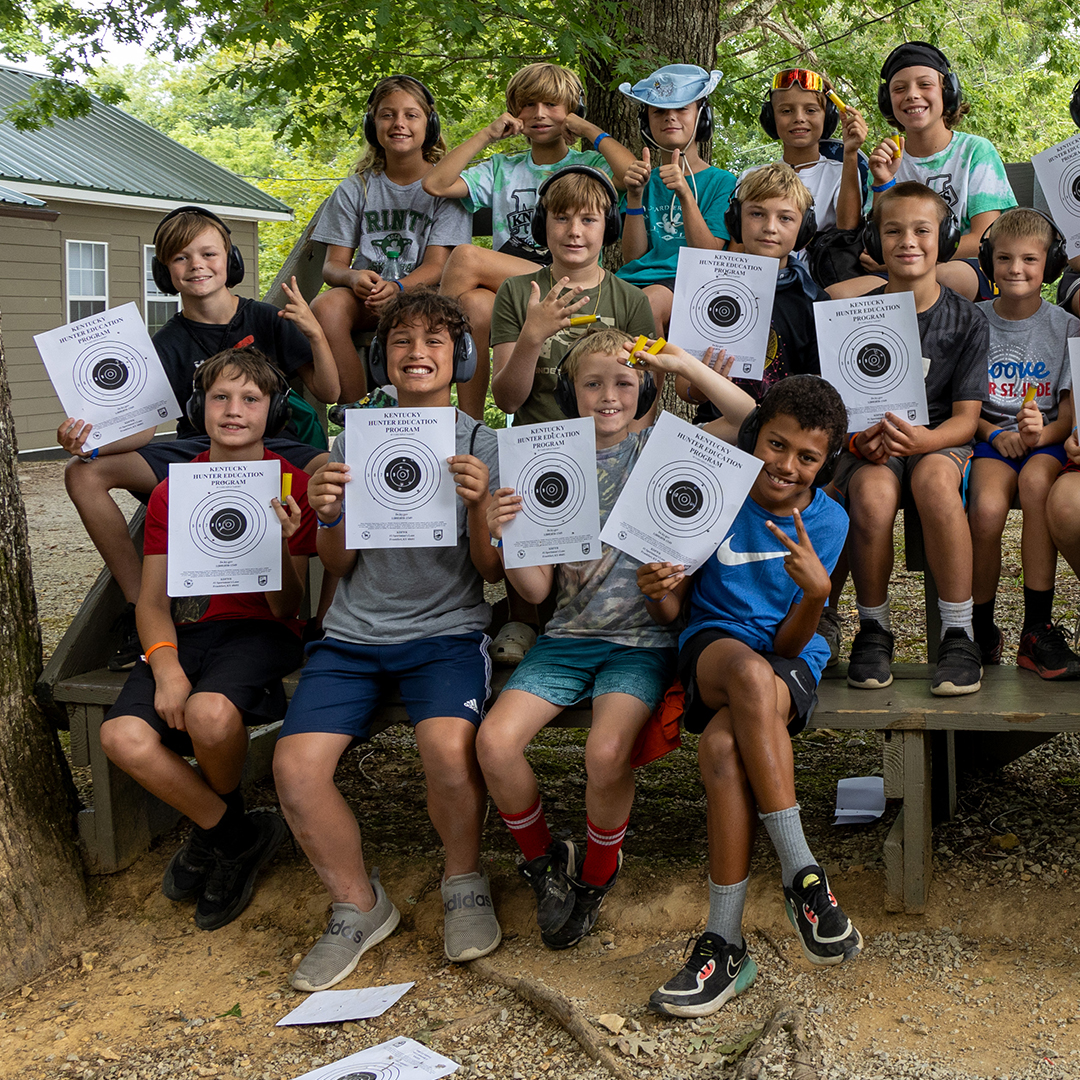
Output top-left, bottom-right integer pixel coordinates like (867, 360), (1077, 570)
(143, 244), (180, 331)
(65, 239), (109, 321)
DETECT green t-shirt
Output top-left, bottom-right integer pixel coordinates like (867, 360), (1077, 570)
(490, 267), (656, 427)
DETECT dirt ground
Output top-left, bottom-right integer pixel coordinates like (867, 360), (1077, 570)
(7, 460), (1080, 1080)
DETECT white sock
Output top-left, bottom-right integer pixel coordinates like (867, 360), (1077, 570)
(857, 600), (891, 632)
(939, 598), (973, 640)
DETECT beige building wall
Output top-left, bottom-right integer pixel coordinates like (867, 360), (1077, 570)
(0, 200), (262, 453)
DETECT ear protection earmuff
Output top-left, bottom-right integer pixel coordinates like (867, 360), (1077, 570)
(553, 342), (657, 421)
(1071, 77), (1080, 128)
(151, 206), (244, 296)
(877, 42), (962, 123)
(724, 187), (817, 252)
(860, 201), (961, 265)
(364, 75), (441, 152)
(736, 377), (842, 489)
(759, 91), (838, 141)
(531, 165), (621, 248)
(367, 330), (479, 387)
(637, 98), (714, 150)
(186, 360), (292, 438)
(978, 209), (1068, 285)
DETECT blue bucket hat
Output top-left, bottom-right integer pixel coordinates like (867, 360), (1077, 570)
(619, 64), (722, 109)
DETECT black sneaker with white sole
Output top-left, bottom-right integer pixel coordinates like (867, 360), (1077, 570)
(931, 627), (983, 696)
(783, 864), (863, 966)
(541, 852), (621, 951)
(648, 932), (758, 1018)
(518, 840), (579, 936)
(846, 619), (894, 689)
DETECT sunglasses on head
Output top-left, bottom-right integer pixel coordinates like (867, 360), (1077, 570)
(771, 69), (825, 93)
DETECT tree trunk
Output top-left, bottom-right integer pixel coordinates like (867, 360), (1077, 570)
(0, 310), (86, 991)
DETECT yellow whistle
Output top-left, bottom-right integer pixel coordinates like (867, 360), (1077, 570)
(826, 90), (847, 114)
(647, 338), (667, 354)
(891, 134), (903, 160)
(1022, 385), (1038, 405)
(569, 315), (599, 326)
(281, 473), (292, 502)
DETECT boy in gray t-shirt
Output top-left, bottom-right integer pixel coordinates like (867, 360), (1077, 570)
(967, 209), (1080, 678)
(275, 290), (503, 989)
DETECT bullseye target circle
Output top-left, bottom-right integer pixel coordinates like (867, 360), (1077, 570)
(517, 453), (587, 528)
(330, 1066), (404, 1080)
(687, 279), (759, 344)
(72, 341), (149, 407)
(1058, 160), (1080, 212)
(646, 463), (724, 537)
(836, 325), (911, 396)
(188, 489), (268, 560)
(364, 438), (442, 511)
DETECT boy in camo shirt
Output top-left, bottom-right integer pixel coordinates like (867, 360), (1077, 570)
(477, 328), (755, 950)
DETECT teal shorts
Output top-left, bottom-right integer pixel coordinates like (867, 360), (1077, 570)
(505, 634), (675, 710)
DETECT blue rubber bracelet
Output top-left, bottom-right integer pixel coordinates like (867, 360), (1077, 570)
(987, 429), (1005, 444)
(317, 510), (344, 529)
(394, 279), (404, 291)
(871, 178), (897, 193)
(87, 447), (99, 460)
(624, 207), (645, 216)
(593, 132), (610, 151)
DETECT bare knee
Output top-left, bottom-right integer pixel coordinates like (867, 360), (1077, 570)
(697, 722), (744, 789)
(184, 694), (244, 751)
(584, 731), (634, 788)
(441, 245), (487, 295)
(311, 287), (362, 335)
(100, 714), (159, 770)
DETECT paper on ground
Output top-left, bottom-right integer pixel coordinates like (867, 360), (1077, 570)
(814, 291), (928, 430)
(288, 1035), (457, 1079)
(668, 247), (779, 381)
(34, 302), (181, 451)
(166, 459), (281, 597)
(834, 776), (886, 825)
(276, 982), (414, 1026)
(344, 407), (457, 549)
(600, 410), (759, 574)
(1034, 131), (1080, 259)
(497, 417), (600, 568)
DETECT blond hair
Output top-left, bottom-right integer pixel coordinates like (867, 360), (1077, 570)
(506, 63), (583, 116)
(541, 172), (613, 218)
(355, 76), (447, 174)
(872, 180), (950, 226)
(984, 207), (1055, 252)
(738, 161), (813, 215)
(561, 328), (639, 382)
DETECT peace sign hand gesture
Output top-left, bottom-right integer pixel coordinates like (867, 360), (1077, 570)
(764, 507), (830, 602)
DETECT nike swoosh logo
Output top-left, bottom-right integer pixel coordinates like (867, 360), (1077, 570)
(726, 955), (743, 978)
(715, 536), (787, 566)
(789, 671), (806, 693)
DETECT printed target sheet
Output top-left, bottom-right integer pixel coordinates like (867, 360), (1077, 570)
(600, 411), (759, 573)
(166, 460), (281, 597)
(1034, 131), (1080, 258)
(669, 247), (778, 380)
(288, 1035), (458, 1080)
(34, 302), (181, 451)
(814, 291), (928, 429)
(344, 407), (457, 549)
(497, 417), (600, 568)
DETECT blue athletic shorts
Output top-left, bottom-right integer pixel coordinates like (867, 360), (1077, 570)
(280, 631), (492, 739)
(972, 439), (1067, 475)
(505, 634), (675, 710)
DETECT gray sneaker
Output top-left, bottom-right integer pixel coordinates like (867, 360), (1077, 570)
(290, 873), (401, 992)
(818, 606), (843, 668)
(442, 870), (501, 962)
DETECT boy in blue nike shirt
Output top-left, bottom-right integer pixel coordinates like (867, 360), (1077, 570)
(639, 375), (861, 1018)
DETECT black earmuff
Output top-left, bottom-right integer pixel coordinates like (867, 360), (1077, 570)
(637, 98), (714, 150)
(860, 202), (961, 265)
(531, 165), (621, 248)
(151, 206), (244, 296)
(758, 91), (839, 141)
(724, 190), (818, 252)
(186, 362), (292, 438)
(978, 209), (1069, 285)
(364, 75), (441, 152)
(553, 347), (657, 421)
(736, 380), (841, 489)
(1072, 77), (1080, 128)
(367, 331), (479, 388)
(877, 42), (962, 123)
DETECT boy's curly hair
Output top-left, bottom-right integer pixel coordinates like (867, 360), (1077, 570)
(356, 76), (447, 174)
(154, 209), (231, 265)
(984, 207), (1055, 252)
(506, 63), (584, 116)
(194, 347), (286, 399)
(737, 161), (814, 216)
(375, 287), (471, 347)
(755, 375), (848, 458)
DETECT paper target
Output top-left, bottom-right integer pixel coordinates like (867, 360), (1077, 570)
(836, 325), (912, 396)
(1058, 159), (1080, 216)
(517, 452), (588, 529)
(646, 463), (725, 537)
(687, 279), (760, 345)
(364, 438), (442, 511)
(72, 341), (149, 407)
(323, 1067), (402, 1080)
(188, 489), (269, 560)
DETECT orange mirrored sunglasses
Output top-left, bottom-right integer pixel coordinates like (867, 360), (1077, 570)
(771, 69), (825, 93)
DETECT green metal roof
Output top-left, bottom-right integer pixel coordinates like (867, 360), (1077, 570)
(0, 65), (291, 216)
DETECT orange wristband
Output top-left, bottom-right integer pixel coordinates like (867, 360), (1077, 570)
(144, 641), (178, 662)
(848, 433), (863, 459)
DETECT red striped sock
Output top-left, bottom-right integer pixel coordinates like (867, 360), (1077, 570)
(499, 797), (552, 861)
(582, 816), (628, 887)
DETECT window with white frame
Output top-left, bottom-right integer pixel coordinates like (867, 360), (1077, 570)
(144, 245), (180, 336)
(66, 240), (108, 321)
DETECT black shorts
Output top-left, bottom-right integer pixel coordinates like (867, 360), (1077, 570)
(677, 628), (818, 736)
(136, 435), (324, 487)
(105, 619), (303, 755)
